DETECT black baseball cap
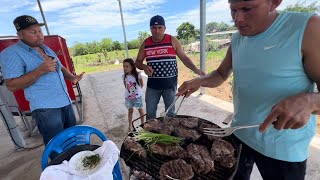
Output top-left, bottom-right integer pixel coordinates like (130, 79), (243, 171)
(13, 15), (45, 32)
(150, 15), (165, 26)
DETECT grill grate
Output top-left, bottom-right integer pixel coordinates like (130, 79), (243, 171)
(120, 115), (242, 180)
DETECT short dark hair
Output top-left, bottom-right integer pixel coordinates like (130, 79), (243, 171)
(123, 58), (140, 86)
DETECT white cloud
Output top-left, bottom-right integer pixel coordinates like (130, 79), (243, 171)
(206, 0), (232, 24)
(41, 0), (166, 30)
(163, 0), (232, 36)
(31, 0), (97, 12)
(278, 0), (319, 10)
(0, 0), (34, 13)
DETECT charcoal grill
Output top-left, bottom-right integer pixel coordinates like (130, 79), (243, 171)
(120, 115), (242, 180)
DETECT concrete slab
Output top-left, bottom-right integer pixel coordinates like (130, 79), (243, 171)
(0, 70), (319, 179)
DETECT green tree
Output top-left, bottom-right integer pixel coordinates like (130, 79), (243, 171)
(206, 22), (235, 33)
(195, 28), (200, 37)
(138, 31), (150, 44)
(73, 42), (88, 56)
(127, 39), (140, 49)
(68, 47), (74, 56)
(217, 22), (230, 32)
(100, 38), (114, 52)
(113, 41), (122, 50)
(176, 22), (196, 44)
(86, 41), (100, 54)
(206, 22), (218, 33)
(284, 1), (319, 13)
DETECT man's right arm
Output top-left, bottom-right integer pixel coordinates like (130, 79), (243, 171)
(177, 46), (233, 97)
(5, 69), (46, 91)
(135, 41), (146, 70)
(4, 55), (57, 92)
(135, 41), (154, 76)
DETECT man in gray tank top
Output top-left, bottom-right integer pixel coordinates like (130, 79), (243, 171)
(178, 0), (320, 179)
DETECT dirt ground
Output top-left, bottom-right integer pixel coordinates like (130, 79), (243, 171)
(178, 57), (320, 134)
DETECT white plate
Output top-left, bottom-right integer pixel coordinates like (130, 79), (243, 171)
(68, 150), (101, 176)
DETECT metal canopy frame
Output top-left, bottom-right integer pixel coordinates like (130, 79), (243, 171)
(200, 0), (206, 94)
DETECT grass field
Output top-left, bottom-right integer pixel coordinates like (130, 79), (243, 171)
(72, 49), (139, 74)
(72, 48), (226, 74)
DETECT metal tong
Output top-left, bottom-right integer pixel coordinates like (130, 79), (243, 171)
(160, 95), (186, 121)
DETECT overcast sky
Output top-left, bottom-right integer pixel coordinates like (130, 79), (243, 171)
(0, 0), (318, 46)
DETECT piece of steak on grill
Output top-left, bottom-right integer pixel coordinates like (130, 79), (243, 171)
(150, 143), (187, 158)
(198, 122), (220, 133)
(174, 125), (201, 141)
(123, 137), (147, 159)
(220, 154), (237, 168)
(158, 124), (175, 135)
(187, 144), (214, 174)
(143, 119), (163, 132)
(163, 117), (181, 126)
(143, 119), (174, 135)
(180, 117), (199, 128)
(198, 122), (220, 141)
(159, 159), (194, 180)
(211, 138), (236, 168)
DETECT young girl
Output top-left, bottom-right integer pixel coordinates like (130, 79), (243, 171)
(122, 58), (145, 131)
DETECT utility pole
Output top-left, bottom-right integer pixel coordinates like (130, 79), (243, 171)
(200, 0), (206, 95)
(117, 0), (129, 58)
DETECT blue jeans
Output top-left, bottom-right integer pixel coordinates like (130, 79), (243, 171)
(32, 104), (76, 145)
(145, 86), (177, 119)
(233, 136), (307, 180)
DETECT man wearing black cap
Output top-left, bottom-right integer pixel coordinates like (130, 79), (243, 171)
(178, 0), (320, 179)
(0, 15), (85, 146)
(135, 15), (205, 120)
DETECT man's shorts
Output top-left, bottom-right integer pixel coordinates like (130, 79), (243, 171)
(125, 96), (143, 109)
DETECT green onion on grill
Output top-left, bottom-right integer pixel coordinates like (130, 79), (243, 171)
(133, 129), (183, 145)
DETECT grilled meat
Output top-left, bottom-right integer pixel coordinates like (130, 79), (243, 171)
(159, 124), (174, 135)
(187, 144), (214, 174)
(163, 117), (180, 126)
(174, 125), (201, 141)
(159, 159), (194, 180)
(123, 137), (147, 159)
(199, 122), (220, 141)
(130, 169), (154, 180)
(150, 144), (187, 158)
(143, 119), (174, 135)
(211, 138), (236, 168)
(143, 119), (163, 132)
(198, 122), (220, 133)
(220, 154), (237, 168)
(180, 117), (199, 128)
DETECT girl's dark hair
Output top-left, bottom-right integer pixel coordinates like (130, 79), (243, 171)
(123, 58), (140, 86)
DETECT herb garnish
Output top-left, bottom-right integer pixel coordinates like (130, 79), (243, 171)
(81, 154), (101, 170)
